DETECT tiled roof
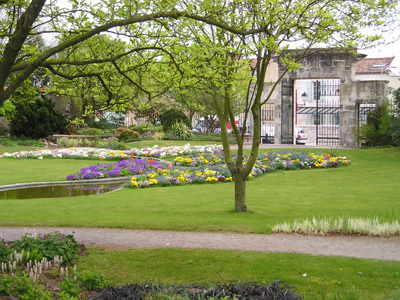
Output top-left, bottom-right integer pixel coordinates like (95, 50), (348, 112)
(356, 57), (395, 74)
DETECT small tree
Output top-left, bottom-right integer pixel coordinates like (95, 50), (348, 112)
(160, 109), (190, 132)
(10, 94), (67, 139)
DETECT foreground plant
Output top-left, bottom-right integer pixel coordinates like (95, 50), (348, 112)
(272, 216), (400, 237)
(89, 280), (300, 300)
(0, 232), (107, 299)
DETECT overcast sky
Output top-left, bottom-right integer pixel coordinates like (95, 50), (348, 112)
(360, 38), (400, 58)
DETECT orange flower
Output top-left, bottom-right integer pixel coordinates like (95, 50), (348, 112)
(100, 156), (104, 160)
(130, 153), (134, 158)
(167, 166), (171, 169)
(122, 155), (126, 159)
(139, 170), (143, 174)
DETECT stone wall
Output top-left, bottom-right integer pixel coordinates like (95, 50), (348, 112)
(270, 49), (388, 147)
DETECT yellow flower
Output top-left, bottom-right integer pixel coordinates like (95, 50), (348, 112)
(204, 170), (215, 175)
(149, 179), (158, 185)
(248, 174), (253, 178)
(131, 181), (139, 188)
(226, 177), (233, 181)
(177, 175), (186, 183)
(205, 176), (218, 183)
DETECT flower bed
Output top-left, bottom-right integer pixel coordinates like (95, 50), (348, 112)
(66, 150), (351, 188)
(0, 144), (223, 160)
(66, 158), (170, 180)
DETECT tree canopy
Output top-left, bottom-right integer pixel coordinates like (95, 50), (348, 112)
(0, 0), (398, 211)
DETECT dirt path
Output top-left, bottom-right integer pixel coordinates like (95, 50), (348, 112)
(1, 226), (399, 261)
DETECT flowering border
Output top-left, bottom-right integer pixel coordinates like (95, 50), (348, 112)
(0, 144), (223, 160)
(64, 149), (351, 188)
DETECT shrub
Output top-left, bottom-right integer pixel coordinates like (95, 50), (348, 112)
(10, 95), (67, 139)
(170, 121), (193, 140)
(78, 271), (108, 291)
(160, 109), (190, 132)
(87, 120), (119, 133)
(12, 232), (84, 266)
(59, 277), (81, 298)
(0, 240), (12, 264)
(0, 136), (44, 147)
(130, 123), (163, 135)
(77, 127), (103, 135)
(97, 141), (127, 150)
(116, 127), (140, 142)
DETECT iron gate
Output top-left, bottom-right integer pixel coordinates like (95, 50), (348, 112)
(260, 104), (275, 144)
(358, 103), (376, 126)
(297, 80), (340, 145)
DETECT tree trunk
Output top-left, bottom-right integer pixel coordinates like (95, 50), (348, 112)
(234, 174), (247, 212)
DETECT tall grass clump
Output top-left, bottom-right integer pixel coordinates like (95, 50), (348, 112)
(272, 216), (400, 236)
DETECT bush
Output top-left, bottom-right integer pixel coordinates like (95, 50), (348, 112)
(12, 232), (84, 266)
(77, 127), (103, 135)
(78, 271), (108, 291)
(170, 121), (193, 140)
(56, 137), (101, 148)
(97, 140), (127, 150)
(116, 127), (140, 142)
(86, 120), (119, 133)
(160, 109), (190, 132)
(359, 102), (400, 147)
(0, 136), (44, 147)
(10, 94), (67, 139)
(130, 123), (163, 135)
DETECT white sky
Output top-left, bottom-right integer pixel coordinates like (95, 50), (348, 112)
(359, 38), (400, 58)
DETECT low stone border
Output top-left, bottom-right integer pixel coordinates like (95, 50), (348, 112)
(0, 176), (131, 192)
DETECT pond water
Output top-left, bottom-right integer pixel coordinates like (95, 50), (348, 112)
(0, 183), (123, 199)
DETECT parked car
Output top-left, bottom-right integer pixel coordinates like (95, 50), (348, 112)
(295, 127), (308, 144)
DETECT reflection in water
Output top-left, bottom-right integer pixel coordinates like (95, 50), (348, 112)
(0, 184), (123, 199)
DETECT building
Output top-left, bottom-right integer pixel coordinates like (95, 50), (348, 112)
(251, 49), (389, 147)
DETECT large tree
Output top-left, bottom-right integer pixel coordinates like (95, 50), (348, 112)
(167, 0), (397, 211)
(0, 0), (257, 107)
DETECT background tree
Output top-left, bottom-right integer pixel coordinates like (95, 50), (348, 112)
(0, 0), (254, 107)
(10, 92), (67, 138)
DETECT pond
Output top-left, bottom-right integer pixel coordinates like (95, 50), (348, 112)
(0, 183), (123, 200)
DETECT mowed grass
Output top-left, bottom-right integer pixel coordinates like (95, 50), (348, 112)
(77, 248), (400, 299)
(1, 145), (400, 299)
(0, 147), (399, 232)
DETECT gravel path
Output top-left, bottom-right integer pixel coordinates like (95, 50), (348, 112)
(1, 226), (399, 261)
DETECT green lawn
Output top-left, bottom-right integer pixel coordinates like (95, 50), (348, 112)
(0, 147), (399, 231)
(1, 145), (399, 299)
(78, 248), (400, 299)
